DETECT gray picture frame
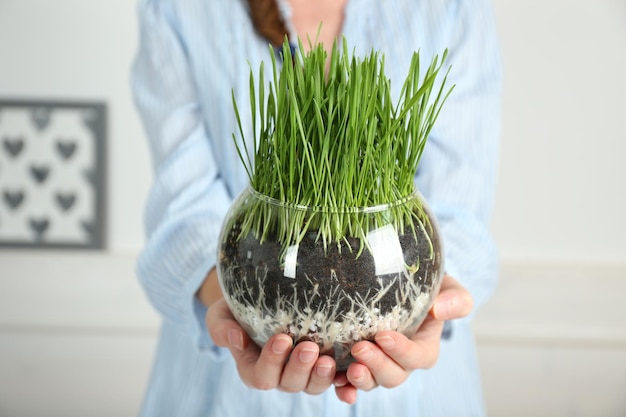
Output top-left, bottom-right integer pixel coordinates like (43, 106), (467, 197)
(0, 99), (107, 249)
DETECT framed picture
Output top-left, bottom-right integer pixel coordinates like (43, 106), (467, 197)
(0, 99), (106, 249)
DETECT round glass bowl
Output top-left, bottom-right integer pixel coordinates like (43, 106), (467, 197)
(217, 187), (444, 370)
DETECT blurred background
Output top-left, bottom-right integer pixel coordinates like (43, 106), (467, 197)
(1, 0), (624, 416)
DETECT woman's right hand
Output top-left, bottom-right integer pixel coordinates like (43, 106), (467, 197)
(204, 269), (337, 394)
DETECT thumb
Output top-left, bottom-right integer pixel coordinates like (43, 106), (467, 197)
(432, 275), (474, 321)
(206, 298), (248, 351)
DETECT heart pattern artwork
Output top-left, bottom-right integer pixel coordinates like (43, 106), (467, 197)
(3, 190), (24, 209)
(0, 100), (106, 248)
(56, 140), (77, 160)
(3, 136), (25, 157)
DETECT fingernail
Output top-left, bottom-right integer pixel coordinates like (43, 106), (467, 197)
(376, 335), (395, 349)
(334, 377), (347, 387)
(298, 347), (317, 363)
(271, 336), (292, 354)
(228, 329), (244, 351)
(352, 346), (374, 362)
(334, 374), (348, 387)
(316, 363), (333, 377)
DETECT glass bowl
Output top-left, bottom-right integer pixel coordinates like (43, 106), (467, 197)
(217, 187), (444, 370)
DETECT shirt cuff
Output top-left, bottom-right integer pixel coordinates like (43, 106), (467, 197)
(184, 257), (227, 359)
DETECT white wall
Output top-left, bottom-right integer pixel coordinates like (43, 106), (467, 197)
(491, 0), (626, 264)
(1, 1), (625, 416)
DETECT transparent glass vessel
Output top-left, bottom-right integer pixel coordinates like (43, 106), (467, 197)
(217, 187), (444, 370)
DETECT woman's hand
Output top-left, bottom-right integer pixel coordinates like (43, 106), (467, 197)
(203, 270), (472, 401)
(334, 275), (473, 404)
(206, 298), (337, 394)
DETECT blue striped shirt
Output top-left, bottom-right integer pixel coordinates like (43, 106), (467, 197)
(131, 0), (502, 415)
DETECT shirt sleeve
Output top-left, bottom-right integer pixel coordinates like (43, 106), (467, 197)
(131, 0), (231, 354)
(416, 0), (503, 318)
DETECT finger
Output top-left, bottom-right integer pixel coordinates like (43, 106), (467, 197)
(376, 321), (443, 372)
(334, 376), (358, 405)
(349, 340), (405, 389)
(432, 275), (474, 321)
(206, 299), (266, 387)
(206, 298), (249, 350)
(278, 341), (320, 393)
(239, 334), (292, 390)
(345, 359), (379, 391)
(333, 371), (348, 388)
(206, 300), (294, 390)
(306, 355), (336, 395)
(334, 385), (358, 404)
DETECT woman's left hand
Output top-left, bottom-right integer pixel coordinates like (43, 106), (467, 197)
(333, 275), (473, 404)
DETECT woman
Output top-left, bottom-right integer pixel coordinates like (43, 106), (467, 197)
(131, 0), (502, 415)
